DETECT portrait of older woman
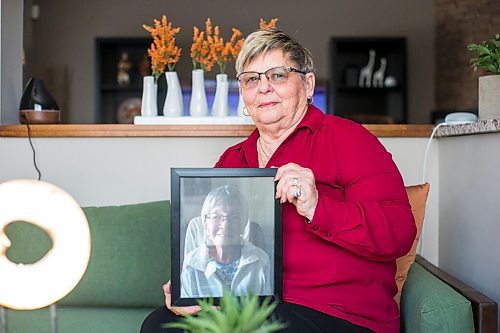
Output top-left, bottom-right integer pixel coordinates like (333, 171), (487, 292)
(142, 28), (415, 333)
(180, 185), (271, 298)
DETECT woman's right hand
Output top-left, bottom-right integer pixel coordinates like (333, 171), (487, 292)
(164, 281), (201, 316)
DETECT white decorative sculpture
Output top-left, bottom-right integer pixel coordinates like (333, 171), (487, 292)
(384, 76), (397, 88)
(372, 57), (387, 88)
(359, 49), (376, 88)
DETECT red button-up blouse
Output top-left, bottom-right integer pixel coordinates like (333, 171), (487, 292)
(215, 105), (416, 332)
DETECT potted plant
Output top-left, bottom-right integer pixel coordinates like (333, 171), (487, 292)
(467, 34), (500, 120)
(164, 291), (287, 333)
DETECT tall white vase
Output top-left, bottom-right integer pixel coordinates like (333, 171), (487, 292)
(163, 71), (183, 117)
(141, 76), (158, 117)
(211, 74), (229, 117)
(189, 69), (208, 117)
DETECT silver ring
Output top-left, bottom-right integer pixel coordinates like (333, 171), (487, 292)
(294, 188), (302, 198)
(292, 178), (298, 186)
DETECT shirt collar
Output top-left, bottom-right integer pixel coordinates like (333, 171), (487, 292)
(241, 104), (324, 157)
(296, 104), (324, 134)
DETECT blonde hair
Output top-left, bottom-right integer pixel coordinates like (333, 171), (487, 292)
(235, 28), (315, 76)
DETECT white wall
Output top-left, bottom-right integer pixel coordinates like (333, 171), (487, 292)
(381, 138), (439, 264)
(439, 133), (500, 326)
(0, 136), (440, 264)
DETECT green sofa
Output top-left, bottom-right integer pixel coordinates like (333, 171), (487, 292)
(3, 201), (497, 332)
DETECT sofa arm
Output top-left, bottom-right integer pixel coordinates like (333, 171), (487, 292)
(414, 256), (498, 333)
(400, 259), (474, 333)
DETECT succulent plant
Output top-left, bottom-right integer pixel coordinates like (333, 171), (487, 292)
(164, 291), (287, 333)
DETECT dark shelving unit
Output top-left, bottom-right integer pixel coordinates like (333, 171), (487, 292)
(328, 37), (407, 124)
(95, 37), (163, 123)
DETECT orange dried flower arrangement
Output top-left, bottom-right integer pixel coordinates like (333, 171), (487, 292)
(190, 19), (215, 72)
(259, 18), (279, 30)
(205, 18), (244, 74)
(143, 15), (182, 82)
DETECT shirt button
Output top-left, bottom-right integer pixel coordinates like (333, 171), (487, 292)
(326, 232), (332, 237)
(312, 226), (319, 231)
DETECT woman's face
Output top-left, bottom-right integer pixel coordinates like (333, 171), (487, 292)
(239, 49), (315, 132)
(205, 205), (244, 247)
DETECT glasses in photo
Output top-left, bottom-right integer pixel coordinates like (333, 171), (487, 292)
(236, 66), (306, 89)
(204, 213), (242, 223)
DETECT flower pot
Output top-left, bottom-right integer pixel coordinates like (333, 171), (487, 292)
(163, 72), (183, 117)
(189, 69), (208, 117)
(211, 74), (229, 117)
(478, 75), (500, 120)
(141, 76), (158, 117)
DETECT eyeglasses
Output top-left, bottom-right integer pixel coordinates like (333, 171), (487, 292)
(204, 213), (241, 223)
(236, 66), (306, 89)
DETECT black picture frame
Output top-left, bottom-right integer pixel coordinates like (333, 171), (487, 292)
(170, 168), (283, 306)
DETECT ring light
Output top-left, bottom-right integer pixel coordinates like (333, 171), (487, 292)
(0, 179), (91, 310)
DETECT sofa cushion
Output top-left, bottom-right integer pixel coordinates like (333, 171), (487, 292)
(6, 306), (154, 333)
(395, 183), (430, 305)
(58, 200), (171, 308)
(400, 262), (474, 333)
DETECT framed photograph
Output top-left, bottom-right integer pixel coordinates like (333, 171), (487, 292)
(170, 168), (282, 306)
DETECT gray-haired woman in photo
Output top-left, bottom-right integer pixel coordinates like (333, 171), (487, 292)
(180, 185), (271, 298)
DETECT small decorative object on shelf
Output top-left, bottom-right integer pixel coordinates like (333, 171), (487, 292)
(358, 49), (376, 88)
(372, 57), (386, 88)
(143, 15), (183, 117)
(468, 34), (500, 121)
(19, 77), (60, 124)
(117, 97), (142, 124)
(384, 75), (397, 88)
(117, 52), (132, 86)
(140, 76), (158, 117)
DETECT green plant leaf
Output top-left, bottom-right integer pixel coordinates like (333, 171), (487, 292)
(164, 292), (286, 333)
(468, 34), (500, 74)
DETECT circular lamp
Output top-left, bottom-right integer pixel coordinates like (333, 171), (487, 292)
(0, 179), (91, 310)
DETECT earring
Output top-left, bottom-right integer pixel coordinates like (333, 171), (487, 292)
(243, 106), (250, 116)
(307, 97), (313, 105)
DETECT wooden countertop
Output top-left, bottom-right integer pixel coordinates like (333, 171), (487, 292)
(0, 124), (434, 138)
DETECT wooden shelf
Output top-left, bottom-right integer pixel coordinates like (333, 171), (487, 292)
(0, 124), (434, 138)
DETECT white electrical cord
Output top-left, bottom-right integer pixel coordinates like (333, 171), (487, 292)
(417, 122), (446, 256)
(421, 122), (446, 185)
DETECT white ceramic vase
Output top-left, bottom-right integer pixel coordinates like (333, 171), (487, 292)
(189, 69), (208, 117)
(478, 75), (500, 120)
(163, 71), (183, 117)
(211, 74), (229, 117)
(140, 76), (158, 117)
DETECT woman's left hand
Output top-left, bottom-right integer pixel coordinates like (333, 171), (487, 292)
(275, 163), (318, 220)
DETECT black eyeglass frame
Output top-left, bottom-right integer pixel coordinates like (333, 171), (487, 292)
(236, 66), (307, 84)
